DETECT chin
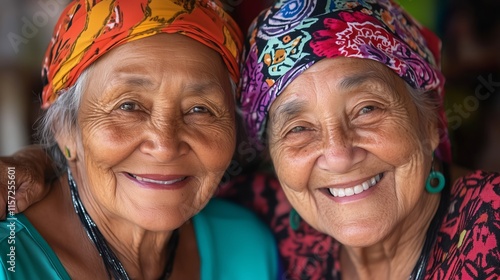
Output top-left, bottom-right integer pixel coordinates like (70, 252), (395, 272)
(130, 211), (190, 232)
(324, 221), (389, 247)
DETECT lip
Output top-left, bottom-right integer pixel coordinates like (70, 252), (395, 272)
(323, 173), (384, 203)
(123, 172), (189, 190)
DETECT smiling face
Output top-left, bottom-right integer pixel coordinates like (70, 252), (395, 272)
(268, 57), (440, 246)
(61, 34), (236, 231)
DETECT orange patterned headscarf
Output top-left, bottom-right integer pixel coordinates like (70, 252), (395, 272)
(41, 0), (243, 109)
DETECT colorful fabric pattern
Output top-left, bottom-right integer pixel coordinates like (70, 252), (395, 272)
(427, 171), (500, 279)
(41, 0), (242, 109)
(238, 0), (451, 162)
(217, 170), (500, 279)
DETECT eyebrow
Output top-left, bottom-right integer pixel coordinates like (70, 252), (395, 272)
(122, 76), (155, 88)
(184, 80), (226, 95)
(98, 75), (154, 103)
(270, 99), (308, 130)
(338, 71), (385, 90)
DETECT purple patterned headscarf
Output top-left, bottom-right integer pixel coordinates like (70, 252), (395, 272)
(239, 0), (451, 162)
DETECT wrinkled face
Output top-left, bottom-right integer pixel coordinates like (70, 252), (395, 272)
(268, 57), (439, 246)
(65, 34), (236, 231)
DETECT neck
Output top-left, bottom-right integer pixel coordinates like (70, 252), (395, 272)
(69, 169), (179, 280)
(101, 218), (177, 279)
(100, 224), (177, 279)
(340, 192), (441, 280)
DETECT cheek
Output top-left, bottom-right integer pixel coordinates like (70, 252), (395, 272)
(79, 115), (142, 170)
(361, 116), (424, 165)
(364, 117), (430, 206)
(190, 120), (236, 173)
(270, 142), (319, 192)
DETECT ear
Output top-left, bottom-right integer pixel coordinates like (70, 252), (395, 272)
(55, 132), (77, 162)
(426, 116), (440, 156)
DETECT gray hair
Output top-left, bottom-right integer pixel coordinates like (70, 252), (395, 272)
(36, 68), (90, 174)
(405, 84), (443, 158)
(405, 83), (441, 135)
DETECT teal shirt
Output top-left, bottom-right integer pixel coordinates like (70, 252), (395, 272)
(0, 198), (280, 279)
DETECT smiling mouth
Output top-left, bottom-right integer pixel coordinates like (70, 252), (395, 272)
(128, 173), (186, 185)
(328, 173), (383, 197)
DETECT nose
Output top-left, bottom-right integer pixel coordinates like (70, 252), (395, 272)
(316, 126), (365, 173)
(139, 121), (189, 162)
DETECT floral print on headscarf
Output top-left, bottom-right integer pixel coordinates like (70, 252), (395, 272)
(239, 0), (451, 162)
(41, 0), (242, 109)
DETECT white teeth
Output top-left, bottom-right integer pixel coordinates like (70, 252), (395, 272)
(338, 189), (346, 197)
(332, 189), (338, 196)
(328, 173), (382, 197)
(354, 185), (363, 194)
(133, 175), (185, 185)
(345, 187), (354, 196)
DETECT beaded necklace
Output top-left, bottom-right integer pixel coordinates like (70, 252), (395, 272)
(68, 169), (180, 279)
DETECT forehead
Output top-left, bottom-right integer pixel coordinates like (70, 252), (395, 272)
(82, 34), (231, 95)
(291, 58), (398, 89)
(272, 57), (402, 105)
(90, 34), (228, 80)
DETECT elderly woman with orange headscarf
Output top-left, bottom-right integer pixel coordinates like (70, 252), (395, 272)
(0, 0), (281, 279)
(228, 0), (500, 279)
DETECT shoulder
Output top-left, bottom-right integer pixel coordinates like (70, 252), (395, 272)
(0, 215), (70, 279)
(428, 171), (500, 279)
(0, 217), (21, 251)
(449, 170), (500, 212)
(196, 198), (277, 245)
(193, 198), (281, 280)
(452, 169), (500, 189)
(446, 170), (500, 234)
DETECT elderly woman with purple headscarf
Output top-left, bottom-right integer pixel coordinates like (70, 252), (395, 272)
(231, 0), (500, 279)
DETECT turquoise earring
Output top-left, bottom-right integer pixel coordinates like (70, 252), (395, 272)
(289, 208), (301, 231)
(425, 155), (445, 193)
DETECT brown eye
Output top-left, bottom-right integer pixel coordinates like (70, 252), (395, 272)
(188, 106), (211, 114)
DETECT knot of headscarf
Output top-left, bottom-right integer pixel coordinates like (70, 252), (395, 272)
(239, 0), (451, 162)
(41, 0), (243, 109)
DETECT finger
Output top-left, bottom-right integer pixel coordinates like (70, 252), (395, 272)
(14, 182), (31, 213)
(15, 181), (50, 213)
(13, 166), (47, 213)
(14, 188), (28, 213)
(0, 177), (10, 220)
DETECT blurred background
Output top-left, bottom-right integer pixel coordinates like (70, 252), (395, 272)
(0, 0), (499, 172)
